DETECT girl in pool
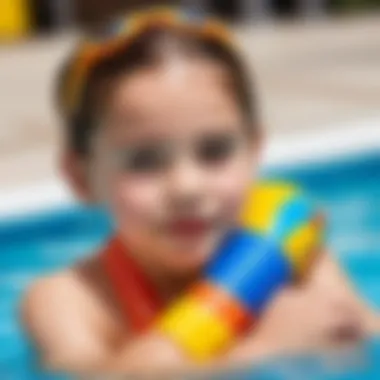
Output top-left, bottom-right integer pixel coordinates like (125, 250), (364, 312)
(22, 8), (379, 373)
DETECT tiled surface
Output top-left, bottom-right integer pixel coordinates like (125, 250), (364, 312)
(236, 16), (380, 136)
(0, 17), (380, 190)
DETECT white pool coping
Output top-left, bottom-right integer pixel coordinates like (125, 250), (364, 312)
(0, 118), (379, 218)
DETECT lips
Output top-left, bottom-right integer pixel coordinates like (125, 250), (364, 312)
(167, 218), (213, 237)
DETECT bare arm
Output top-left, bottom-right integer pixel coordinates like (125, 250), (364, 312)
(22, 282), (186, 374)
(224, 250), (380, 365)
(22, 275), (277, 374)
(21, 275), (112, 372)
(110, 251), (375, 371)
(24, 251), (376, 373)
(97, 253), (380, 372)
(308, 252), (380, 335)
(106, 328), (278, 373)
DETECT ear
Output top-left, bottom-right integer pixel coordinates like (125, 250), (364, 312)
(60, 150), (93, 202)
(249, 126), (264, 163)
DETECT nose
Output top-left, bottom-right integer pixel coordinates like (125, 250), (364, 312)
(167, 159), (205, 211)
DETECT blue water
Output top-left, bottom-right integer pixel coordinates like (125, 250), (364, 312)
(0, 151), (379, 379)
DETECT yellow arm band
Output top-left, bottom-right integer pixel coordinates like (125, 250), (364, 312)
(156, 295), (235, 361)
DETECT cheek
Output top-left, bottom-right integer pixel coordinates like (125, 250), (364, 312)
(208, 155), (256, 217)
(110, 176), (164, 227)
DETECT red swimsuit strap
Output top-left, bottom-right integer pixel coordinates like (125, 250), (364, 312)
(101, 237), (164, 332)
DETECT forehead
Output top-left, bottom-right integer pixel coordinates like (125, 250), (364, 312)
(102, 58), (243, 141)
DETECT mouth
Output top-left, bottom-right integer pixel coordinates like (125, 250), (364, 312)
(166, 217), (216, 239)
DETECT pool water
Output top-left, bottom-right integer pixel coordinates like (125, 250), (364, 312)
(0, 151), (379, 379)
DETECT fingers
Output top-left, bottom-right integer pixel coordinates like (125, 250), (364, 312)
(318, 298), (364, 347)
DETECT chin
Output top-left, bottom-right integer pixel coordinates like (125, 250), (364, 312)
(159, 237), (218, 275)
(163, 255), (209, 276)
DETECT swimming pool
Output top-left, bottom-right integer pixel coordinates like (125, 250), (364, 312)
(1, 130), (380, 378)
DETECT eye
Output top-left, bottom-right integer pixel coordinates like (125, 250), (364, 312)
(118, 144), (170, 174)
(196, 133), (241, 165)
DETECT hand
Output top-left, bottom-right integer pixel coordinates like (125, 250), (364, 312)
(227, 285), (365, 364)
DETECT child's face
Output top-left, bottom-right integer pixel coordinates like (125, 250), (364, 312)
(90, 58), (260, 274)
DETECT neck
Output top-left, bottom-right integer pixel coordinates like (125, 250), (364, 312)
(119, 238), (199, 303)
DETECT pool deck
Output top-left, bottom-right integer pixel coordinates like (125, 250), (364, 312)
(0, 15), (379, 193)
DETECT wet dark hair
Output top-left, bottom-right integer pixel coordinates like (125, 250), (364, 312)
(57, 23), (259, 157)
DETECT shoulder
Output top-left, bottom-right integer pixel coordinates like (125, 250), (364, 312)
(22, 270), (85, 327)
(21, 269), (93, 347)
(21, 268), (111, 370)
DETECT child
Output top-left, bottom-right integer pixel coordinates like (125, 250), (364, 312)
(22, 8), (379, 374)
